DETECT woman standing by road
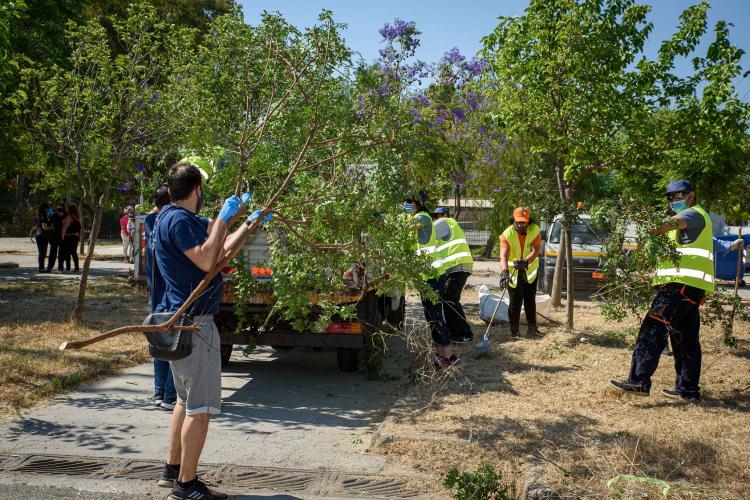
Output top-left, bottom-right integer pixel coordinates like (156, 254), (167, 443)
(35, 203), (53, 272)
(120, 206), (135, 263)
(60, 203), (82, 273)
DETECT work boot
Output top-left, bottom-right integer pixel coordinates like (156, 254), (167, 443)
(525, 324), (538, 338)
(662, 388), (700, 402)
(609, 379), (649, 396)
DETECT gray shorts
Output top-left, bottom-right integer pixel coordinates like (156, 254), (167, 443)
(169, 316), (222, 416)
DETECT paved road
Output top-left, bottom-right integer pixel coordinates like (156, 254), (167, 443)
(0, 237), (416, 498)
(0, 347), (411, 498)
(0, 237), (130, 281)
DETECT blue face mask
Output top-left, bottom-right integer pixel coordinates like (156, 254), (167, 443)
(403, 202), (415, 213)
(47, 208), (54, 217)
(669, 200), (688, 214)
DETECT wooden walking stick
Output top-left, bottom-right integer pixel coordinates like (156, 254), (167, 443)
(59, 208), (270, 351)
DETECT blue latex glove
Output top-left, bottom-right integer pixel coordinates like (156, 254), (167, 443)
(247, 209), (273, 224)
(403, 202), (415, 213)
(241, 192), (253, 204)
(218, 195), (241, 222)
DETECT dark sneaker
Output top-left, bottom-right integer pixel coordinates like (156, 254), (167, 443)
(160, 399), (176, 411)
(445, 355), (461, 368)
(526, 325), (539, 337)
(609, 380), (649, 396)
(510, 331), (521, 340)
(158, 463), (180, 488)
(662, 388), (700, 402)
(168, 479), (227, 500)
(151, 394), (164, 407)
(432, 355), (449, 370)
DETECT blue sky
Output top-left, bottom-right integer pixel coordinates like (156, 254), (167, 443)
(238, 0), (749, 96)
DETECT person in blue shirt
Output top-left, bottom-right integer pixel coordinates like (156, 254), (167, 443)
(144, 184), (176, 411)
(154, 160), (264, 500)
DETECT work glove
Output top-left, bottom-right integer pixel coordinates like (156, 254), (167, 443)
(241, 192), (253, 204)
(499, 269), (510, 289)
(247, 209), (273, 225)
(513, 259), (528, 270)
(730, 238), (745, 251)
(218, 195), (241, 223)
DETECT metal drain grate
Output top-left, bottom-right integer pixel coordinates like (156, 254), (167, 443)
(12, 455), (110, 476)
(231, 468), (315, 491)
(109, 460), (163, 480)
(340, 477), (420, 497)
(0, 454), (15, 470)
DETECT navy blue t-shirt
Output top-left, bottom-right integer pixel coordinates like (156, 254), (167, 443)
(144, 212), (166, 312)
(153, 204), (224, 316)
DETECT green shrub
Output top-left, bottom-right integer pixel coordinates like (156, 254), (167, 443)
(443, 462), (515, 500)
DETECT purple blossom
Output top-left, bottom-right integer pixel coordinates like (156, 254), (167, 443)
(453, 108), (466, 122)
(464, 58), (489, 76)
(477, 125), (488, 136)
(371, 84), (390, 98)
(379, 19), (417, 41)
(118, 182), (131, 192)
(413, 93), (430, 107)
(442, 47), (465, 65)
(433, 115), (445, 127)
(135, 161), (145, 172)
(410, 107), (421, 124)
(465, 91), (483, 112)
(355, 96), (366, 116)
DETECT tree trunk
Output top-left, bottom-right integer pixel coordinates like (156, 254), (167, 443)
(78, 206), (85, 255)
(481, 233), (497, 259)
(551, 230), (565, 307)
(71, 204), (104, 323)
(564, 223), (574, 329)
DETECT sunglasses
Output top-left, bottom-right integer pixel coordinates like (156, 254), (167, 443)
(666, 191), (687, 201)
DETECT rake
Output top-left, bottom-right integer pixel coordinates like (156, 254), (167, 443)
(467, 270), (515, 358)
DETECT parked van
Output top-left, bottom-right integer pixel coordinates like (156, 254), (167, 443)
(538, 214), (607, 294)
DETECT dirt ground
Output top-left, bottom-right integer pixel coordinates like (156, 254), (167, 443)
(0, 276), (150, 417)
(376, 287), (750, 499)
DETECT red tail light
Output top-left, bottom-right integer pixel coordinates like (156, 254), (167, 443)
(325, 322), (363, 334)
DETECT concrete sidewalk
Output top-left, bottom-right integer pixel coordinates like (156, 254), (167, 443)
(0, 345), (413, 498)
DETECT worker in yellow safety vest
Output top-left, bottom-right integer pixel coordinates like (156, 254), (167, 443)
(499, 207), (542, 339)
(611, 180), (713, 401)
(432, 207), (474, 343)
(403, 192), (459, 370)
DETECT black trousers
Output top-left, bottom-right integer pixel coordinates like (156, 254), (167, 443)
(420, 275), (451, 347)
(628, 283), (704, 397)
(36, 233), (49, 270)
(443, 271), (473, 341)
(61, 236), (80, 271)
(47, 238), (62, 271)
(507, 271), (537, 334)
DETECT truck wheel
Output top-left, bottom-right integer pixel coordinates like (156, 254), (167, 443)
(220, 344), (233, 366)
(336, 348), (359, 372)
(385, 296), (406, 330)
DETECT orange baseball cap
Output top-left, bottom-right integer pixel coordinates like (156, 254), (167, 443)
(513, 206), (531, 223)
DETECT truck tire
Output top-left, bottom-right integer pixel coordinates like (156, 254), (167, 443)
(337, 348), (359, 372)
(220, 344), (233, 366)
(385, 296), (406, 330)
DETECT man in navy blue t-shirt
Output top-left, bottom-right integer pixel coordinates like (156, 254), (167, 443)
(154, 161), (258, 500)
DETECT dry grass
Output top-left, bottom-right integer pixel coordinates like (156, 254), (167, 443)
(0, 276), (150, 418)
(377, 288), (750, 499)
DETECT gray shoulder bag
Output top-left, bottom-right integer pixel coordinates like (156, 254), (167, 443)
(143, 208), (194, 361)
